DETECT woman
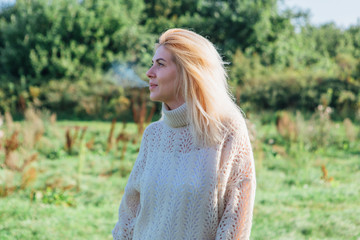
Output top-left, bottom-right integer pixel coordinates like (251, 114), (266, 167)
(113, 28), (256, 240)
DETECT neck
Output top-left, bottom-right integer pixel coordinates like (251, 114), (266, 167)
(164, 99), (185, 110)
(162, 102), (189, 128)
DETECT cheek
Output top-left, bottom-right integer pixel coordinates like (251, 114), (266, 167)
(162, 78), (178, 94)
(162, 71), (177, 87)
(168, 69), (179, 89)
(171, 80), (180, 93)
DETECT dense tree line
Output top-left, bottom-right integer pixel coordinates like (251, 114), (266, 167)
(0, 0), (359, 119)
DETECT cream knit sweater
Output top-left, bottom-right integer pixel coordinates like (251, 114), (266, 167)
(112, 103), (256, 240)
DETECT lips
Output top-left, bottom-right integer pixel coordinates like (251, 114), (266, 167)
(149, 83), (158, 90)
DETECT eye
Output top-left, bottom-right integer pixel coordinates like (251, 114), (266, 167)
(157, 62), (164, 67)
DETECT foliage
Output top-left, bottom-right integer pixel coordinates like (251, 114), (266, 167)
(142, 0), (290, 59)
(0, 0), (151, 115)
(1, 0), (360, 119)
(230, 50), (360, 119)
(0, 0), (145, 82)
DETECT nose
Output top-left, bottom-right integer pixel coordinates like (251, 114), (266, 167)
(146, 65), (155, 79)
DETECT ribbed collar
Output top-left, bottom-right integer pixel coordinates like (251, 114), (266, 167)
(162, 103), (189, 128)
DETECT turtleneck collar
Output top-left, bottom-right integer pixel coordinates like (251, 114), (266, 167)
(162, 102), (189, 128)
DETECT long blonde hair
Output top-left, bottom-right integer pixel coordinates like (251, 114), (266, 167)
(158, 28), (242, 146)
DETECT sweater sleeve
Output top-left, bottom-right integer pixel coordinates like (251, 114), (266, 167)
(112, 180), (140, 240)
(216, 120), (256, 240)
(112, 129), (149, 240)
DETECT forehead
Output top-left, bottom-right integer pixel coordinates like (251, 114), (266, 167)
(153, 45), (173, 61)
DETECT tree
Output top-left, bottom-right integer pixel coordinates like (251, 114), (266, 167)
(0, 0), (151, 114)
(0, 0), (146, 85)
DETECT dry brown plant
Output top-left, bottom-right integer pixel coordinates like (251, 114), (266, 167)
(44, 177), (76, 191)
(4, 131), (20, 168)
(115, 121), (134, 161)
(1, 108), (45, 196)
(1, 148), (38, 196)
(23, 108), (44, 148)
(86, 136), (95, 150)
(146, 104), (157, 123)
(106, 119), (116, 153)
(0, 170), (16, 197)
(0, 114), (3, 150)
(65, 126), (87, 154)
(321, 164), (334, 182)
(50, 113), (57, 125)
(343, 118), (356, 142)
(21, 167), (37, 189)
(45, 177), (64, 189)
(79, 127), (87, 142)
(120, 143), (128, 161)
(65, 129), (72, 152)
(18, 95), (26, 111)
(272, 145), (287, 157)
(131, 89), (156, 137)
(65, 127), (78, 154)
(21, 153), (38, 171)
(65, 128), (75, 153)
(5, 111), (14, 131)
(4, 148), (38, 172)
(276, 111), (297, 142)
(116, 122), (131, 143)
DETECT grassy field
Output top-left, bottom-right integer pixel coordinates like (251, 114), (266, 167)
(0, 110), (359, 239)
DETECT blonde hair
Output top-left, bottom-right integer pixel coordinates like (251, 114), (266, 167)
(158, 28), (243, 146)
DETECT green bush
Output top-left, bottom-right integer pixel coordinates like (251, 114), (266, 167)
(230, 50), (360, 119)
(1, 0), (360, 119)
(0, 0), (150, 115)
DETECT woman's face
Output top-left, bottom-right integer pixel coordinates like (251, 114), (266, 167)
(146, 45), (184, 110)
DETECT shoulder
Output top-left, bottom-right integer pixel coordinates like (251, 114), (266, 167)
(141, 120), (165, 142)
(219, 114), (255, 177)
(146, 119), (169, 133)
(218, 113), (255, 161)
(143, 121), (162, 134)
(222, 114), (249, 141)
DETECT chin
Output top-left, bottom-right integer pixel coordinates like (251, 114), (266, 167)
(149, 94), (160, 102)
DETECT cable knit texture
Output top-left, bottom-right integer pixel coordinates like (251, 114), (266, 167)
(112, 103), (256, 240)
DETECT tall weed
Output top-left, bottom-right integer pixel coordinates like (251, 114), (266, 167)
(295, 105), (335, 151)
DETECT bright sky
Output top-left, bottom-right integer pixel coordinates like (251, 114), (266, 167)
(1, 0), (359, 28)
(283, 0), (360, 28)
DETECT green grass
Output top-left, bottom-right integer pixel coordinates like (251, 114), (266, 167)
(252, 153), (360, 239)
(0, 118), (359, 239)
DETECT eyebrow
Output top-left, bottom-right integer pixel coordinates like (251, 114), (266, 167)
(152, 58), (167, 63)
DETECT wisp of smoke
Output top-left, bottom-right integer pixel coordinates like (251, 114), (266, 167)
(110, 63), (149, 88)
